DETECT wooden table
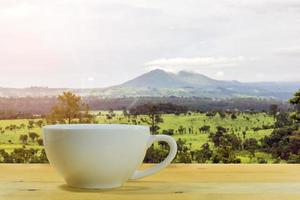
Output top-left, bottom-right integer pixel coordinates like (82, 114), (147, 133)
(1, 164), (300, 200)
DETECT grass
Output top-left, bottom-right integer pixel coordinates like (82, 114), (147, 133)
(0, 119), (42, 143)
(0, 111), (276, 163)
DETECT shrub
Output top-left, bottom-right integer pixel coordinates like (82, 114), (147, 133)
(37, 138), (44, 146)
(194, 143), (212, 163)
(28, 132), (39, 142)
(161, 129), (174, 136)
(0, 148), (48, 163)
(257, 157), (268, 164)
(287, 154), (300, 163)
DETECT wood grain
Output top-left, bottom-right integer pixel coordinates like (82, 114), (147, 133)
(1, 164), (300, 200)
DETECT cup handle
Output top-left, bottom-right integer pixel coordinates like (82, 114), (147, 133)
(130, 135), (177, 180)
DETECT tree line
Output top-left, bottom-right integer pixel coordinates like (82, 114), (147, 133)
(0, 96), (289, 119)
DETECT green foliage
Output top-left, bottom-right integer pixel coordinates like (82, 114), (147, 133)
(261, 127), (300, 160)
(19, 134), (28, 144)
(0, 148), (48, 163)
(212, 146), (241, 163)
(47, 92), (91, 124)
(244, 138), (258, 158)
(144, 146), (169, 163)
(37, 138), (44, 146)
(199, 125), (210, 133)
(289, 89), (300, 105)
(209, 126), (242, 150)
(35, 120), (44, 128)
(175, 138), (192, 163)
(231, 113), (237, 120)
(289, 89), (300, 123)
(269, 104), (279, 119)
(194, 143), (212, 163)
(287, 154), (300, 163)
(28, 132), (39, 142)
(274, 112), (293, 128)
(162, 129), (174, 136)
(257, 157), (268, 164)
(130, 103), (165, 134)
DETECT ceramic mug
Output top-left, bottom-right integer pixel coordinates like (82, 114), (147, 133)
(43, 124), (177, 189)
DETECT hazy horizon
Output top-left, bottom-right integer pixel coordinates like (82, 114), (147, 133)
(1, 69), (300, 89)
(1, 0), (300, 88)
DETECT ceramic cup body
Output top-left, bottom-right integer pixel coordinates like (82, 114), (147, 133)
(43, 124), (150, 189)
(43, 124), (177, 189)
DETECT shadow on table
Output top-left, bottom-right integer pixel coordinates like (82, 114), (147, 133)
(59, 184), (150, 194)
(58, 180), (173, 195)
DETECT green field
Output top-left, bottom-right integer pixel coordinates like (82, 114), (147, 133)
(0, 111), (275, 163)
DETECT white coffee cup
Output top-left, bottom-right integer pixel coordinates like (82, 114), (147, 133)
(43, 124), (177, 189)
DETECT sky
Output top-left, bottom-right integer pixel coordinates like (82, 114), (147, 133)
(0, 0), (300, 88)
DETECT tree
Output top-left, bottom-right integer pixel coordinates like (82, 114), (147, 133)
(162, 129), (174, 136)
(269, 104), (279, 119)
(199, 125), (210, 133)
(209, 126), (227, 147)
(178, 126), (185, 135)
(274, 112), (293, 128)
(176, 138), (192, 163)
(28, 132), (39, 142)
(244, 138), (258, 159)
(261, 127), (300, 160)
(209, 126), (242, 151)
(194, 143), (212, 163)
(19, 134), (28, 144)
(35, 120), (44, 128)
(122, 108), (128, 115)
(287, 154), (300, 163)
(10, 148), (38, 163)
(242, 131), (246, 139)
(212, 146), (241, 163)
(0, 148), (49, 163)
(27, 120), (34, 130)
(0, 149), (13, 163)
(106, 114), (113, 122)
(231, 113), (237, 120)
(289, 89), (300, 123)
(130, 103), (164, 134)
(47, 92), (89, 124)
(206, 111), (216, 118)
(37, 138), (44, 146)
(218, 111), (226, 119)
(39, 149), (49, 163)
(143, 145), (169, 163)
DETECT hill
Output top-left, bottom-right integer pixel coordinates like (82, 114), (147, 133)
(108, 69), (300, 99)
(0, 69), (299, 99)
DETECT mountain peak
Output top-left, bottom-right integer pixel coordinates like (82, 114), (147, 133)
(146, 69), (171, 75)
(120, 69), (183, 88)
(120, 69), (221, 88)
(149, 68), (168, 73)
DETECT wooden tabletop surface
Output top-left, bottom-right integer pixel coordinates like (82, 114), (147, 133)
(1, 164), (300, 200)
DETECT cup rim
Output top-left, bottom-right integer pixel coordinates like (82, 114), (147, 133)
(43, 124), (149, 131)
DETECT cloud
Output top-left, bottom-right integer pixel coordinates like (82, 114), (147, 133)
(145, 56), (246, 72)
(0, 0), (300, 87)
(255, 73), (265, 79)
(274, 47), (300, 57)
(216, 71), (224, 77)
(87, 77), (95, 81)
